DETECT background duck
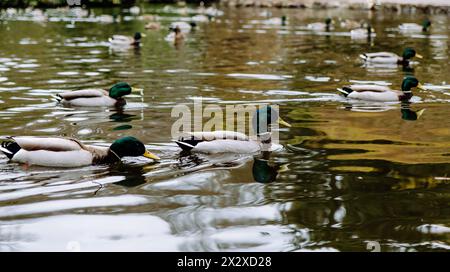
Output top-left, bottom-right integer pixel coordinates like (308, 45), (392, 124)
(0, 136), (159, 168)
(337, 76), (426, 102)
(307, 18), (334, 31)
(54, 82), (141, 107)
(175, 106), (291, 154)
(399, 19), (431, 32)
(165, 26), (185, 45)
(108, 32), (144, 46)
(350, 24), (376, 39)
(360, 47), (423, 65)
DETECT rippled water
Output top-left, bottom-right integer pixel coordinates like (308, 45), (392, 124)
(0, 5), (449, 252)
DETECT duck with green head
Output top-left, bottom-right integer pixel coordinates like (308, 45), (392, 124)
(399, 18), (431, 32)
(175, 105), (291, 154)
(351, 23), (376, 39)
(54, 82), (142, 107)
(0, 136), (160, 168)
(109, 32), (145, 46)
(337, 76), (426, 102)
(360, 47), (423, 65)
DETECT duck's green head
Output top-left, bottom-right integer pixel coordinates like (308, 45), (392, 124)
(109, 82), (134, 99)
(402, 47), (423, 60)
(401, 108), (425, 121)
(110, 136), (160, 160)
(401, 76), (425, 92)
(252, 105), (291, 135)
(134, 32), (142, 41)
(281, 15), (287, 25)
(422, 19), (431, 31)
(325, 18), (332, 25)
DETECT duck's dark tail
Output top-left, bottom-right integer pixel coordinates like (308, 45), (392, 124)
(51, 94), (63, 103)
(337, 87), (353, 97)
(174, 137), (203, 152)
(0, 140), (21, 159)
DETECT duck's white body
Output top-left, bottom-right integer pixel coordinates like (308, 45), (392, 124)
(262, 17), (285, 25)
(398, 23), (423, 32)
(175, 131), (263, 154)
(0, 137), (108, 167)
(359, 52), (400, 63)
(307, 23), (333, 31)
(55, 89), (120, 107)
(192, 14), (208, 22)
(170, 22), (192, 33)
(109, 35), (134, 46)
(338, 85), (402, 102)
(351, 28), (376, 39)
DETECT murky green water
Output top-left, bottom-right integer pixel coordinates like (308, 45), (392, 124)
(0, 5), (449, 251)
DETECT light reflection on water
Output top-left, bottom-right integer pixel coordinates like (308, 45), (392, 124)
(0, 5), (449, 252)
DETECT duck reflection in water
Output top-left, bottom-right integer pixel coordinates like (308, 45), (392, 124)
(401, 102), (425, 121)
(252, 151), (289, 184)
(109, 108), (137, 130)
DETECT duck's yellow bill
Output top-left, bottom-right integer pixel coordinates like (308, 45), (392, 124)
(415, 53), (424, 59)
(416, 109), (425, 119)
(143, 150), (160, 160)
(278, 117), (291, 127)
(417, 83), (427, 91)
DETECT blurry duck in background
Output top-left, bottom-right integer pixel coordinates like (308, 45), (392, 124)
(399, 19), (431, 33)
(145, 22), (161, 30)
(0, 136), (159, 168)
(54, 82), (142, 107)
(263, 15), (287, 26)
(340, 19), (361, 29)
(350, 24), (376, 39)
(307, 18), (334, 31)
(337, 76), (426, 102)
(109, 32), (145, 46)
(175, 106), (291, 154)
(360, 47), (423, 66)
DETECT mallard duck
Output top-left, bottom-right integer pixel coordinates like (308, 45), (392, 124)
(108, 32), (144, 46)
(337, 76), (426, 102)
(360, 47), (423, 65)
(175, 106), (291, 154)
(54, 82), (141, 107)
(399, 19), (431, 32)
(0, 136), (159, 167)
(350, 24), (376, 39)
(262, 15), (287, 26)
(307, 18), (334, 31)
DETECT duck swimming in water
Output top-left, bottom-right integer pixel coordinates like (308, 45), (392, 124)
(175, 106), (291, 154)
(0, 136), (159, 168)
(54, 82), (142, 107)
(360, 47), (423, 66)
(337, 76), (426, 102)
(109, 32), (144, 46)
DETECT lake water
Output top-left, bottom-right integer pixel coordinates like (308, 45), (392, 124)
(0, 5), (449, 251)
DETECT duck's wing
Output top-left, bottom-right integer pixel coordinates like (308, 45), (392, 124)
(346, 84), (394, 93)
(360, 52), (398, 60)
(11, 136), (85, 152)
(175, 131), (250, 152)
(56, 89), (107, 101)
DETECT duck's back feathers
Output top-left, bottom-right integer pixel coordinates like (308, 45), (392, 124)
(12, 136), (84, 151)
(338, 85), (401, 101)
(176, 131), (258, 154)
(56, 89), (107, 100)
(360, 52), (399, 63)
